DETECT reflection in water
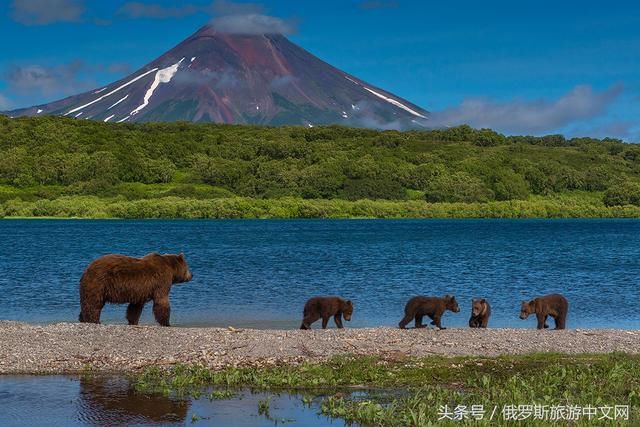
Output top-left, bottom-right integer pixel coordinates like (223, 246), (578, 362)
(0, 375), (339, 427)
(77, 376), (189, 425)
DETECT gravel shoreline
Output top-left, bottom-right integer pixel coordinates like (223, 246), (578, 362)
(1, 321), (638, 374)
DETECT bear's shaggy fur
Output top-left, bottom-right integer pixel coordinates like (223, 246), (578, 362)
(469, 298), (491, 328)
(300, 296), (353, 329)
(398, 295), (460, 330)
(78, 253), (192, 326)
(520, 293), (568, 330)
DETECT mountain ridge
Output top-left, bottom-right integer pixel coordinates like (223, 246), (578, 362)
(4, 25), (430, 129)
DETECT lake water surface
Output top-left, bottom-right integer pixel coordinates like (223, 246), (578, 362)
(0, 219), (638, 329)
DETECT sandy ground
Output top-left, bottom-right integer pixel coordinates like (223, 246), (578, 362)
(0, 321), (638, 374)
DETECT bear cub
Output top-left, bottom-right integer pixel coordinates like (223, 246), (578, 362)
(520, 293), (568, 330)
(300, 296), (353, 329)
(468, 298), (491, 328)
(398, 295), (460, 330)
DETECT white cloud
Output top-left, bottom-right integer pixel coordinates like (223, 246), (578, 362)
(431, 84), (624, 134)
(11, 0), (85, 25)
(210, 13), (296, 35)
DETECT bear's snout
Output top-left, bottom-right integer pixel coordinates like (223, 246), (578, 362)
(344, 314), (352, 321)
(185, 271), (193, 282)
(519, 313), (527, 319)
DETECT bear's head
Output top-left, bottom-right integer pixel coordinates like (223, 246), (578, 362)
(445, 295), (460, 313)
(171, 253), (193, 284)
(519, 300), (535, 319)
(341, 299), (354, 321)
(471, 298), (487, 317)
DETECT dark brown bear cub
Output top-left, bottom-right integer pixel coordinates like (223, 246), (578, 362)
(300, 296), (353, 329)
(79, 253), (193, 326)
(398, 295), (460, 330)
(469, 298), (491, 328)
(520, 293), (568, 330)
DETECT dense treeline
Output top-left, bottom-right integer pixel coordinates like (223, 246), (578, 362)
(1, 115), (640, 218)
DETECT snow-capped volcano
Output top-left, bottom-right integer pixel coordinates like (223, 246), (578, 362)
(4, 25), (430, 128)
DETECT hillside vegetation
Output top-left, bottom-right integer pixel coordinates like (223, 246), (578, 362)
(1, 115), (640, 218)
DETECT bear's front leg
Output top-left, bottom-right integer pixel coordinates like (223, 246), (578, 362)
(321, 316), (329, 329)
(432, 316), (444, 329)
(334, 313), (344, 328)
(536, 313), (547, 329)
(153, 295), (171, 327)
(126, 302), (145, 325)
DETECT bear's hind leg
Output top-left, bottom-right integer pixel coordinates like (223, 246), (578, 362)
(300, 314), (320, 329)
(79, 300), (104, 324)
(126, 302), (145, 325)
(398, 312), (413, 329)
(152, 296), (171, 327)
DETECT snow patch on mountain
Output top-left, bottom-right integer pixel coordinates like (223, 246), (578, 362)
(66, 68), (159, 115)
(108, 95), (129, 110)
(362, 86), (427, 119)
(104, 115), (115, 122)
(131, 58), (185, 116)
(345, 76), (359, 85)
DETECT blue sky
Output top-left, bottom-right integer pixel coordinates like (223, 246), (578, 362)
(1, 0), (639, 140)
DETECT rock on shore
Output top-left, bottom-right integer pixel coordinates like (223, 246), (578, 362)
(0, 321), (638, 374)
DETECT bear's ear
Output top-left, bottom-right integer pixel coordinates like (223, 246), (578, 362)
(178, 252), (185, 259)
(346, 299), (352, 306)
(480, 298), (486, 304)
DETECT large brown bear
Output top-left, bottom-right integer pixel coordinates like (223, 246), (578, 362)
(519, 293), (568, 330)
(469, 298), (491, 328)
(300, 296), (353, 329)
(78, 253), (193, 326)
(398, 295), (460, 330)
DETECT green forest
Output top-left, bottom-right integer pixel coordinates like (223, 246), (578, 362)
(1, 115), (640, 218)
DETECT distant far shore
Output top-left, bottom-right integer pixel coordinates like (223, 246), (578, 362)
(2, 195), (640, 220)
(0, 321), (638, 374)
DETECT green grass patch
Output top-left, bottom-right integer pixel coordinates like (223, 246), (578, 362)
(131, 353), (639, 426)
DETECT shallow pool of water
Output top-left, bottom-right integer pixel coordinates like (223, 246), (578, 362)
(0, 375), (341, 427)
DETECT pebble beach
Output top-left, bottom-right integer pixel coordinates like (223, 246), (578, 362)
(1, 321), (638, 374)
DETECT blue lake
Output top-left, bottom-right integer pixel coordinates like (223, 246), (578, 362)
(0, 219), (639, 329)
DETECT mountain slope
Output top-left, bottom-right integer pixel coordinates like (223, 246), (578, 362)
(4, 25), (429, 128)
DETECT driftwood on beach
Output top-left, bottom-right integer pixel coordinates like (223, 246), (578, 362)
(0, 321), (638, 374)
